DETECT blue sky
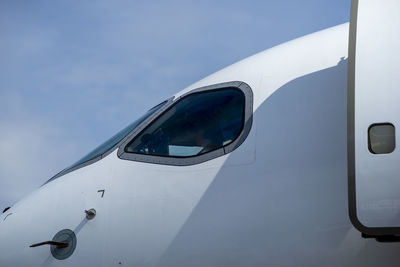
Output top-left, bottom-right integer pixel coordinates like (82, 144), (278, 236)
(0, 0), (350, 210)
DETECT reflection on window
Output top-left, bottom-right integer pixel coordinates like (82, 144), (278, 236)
(68, 101), (167, 169)
(125, 88), (245, 157)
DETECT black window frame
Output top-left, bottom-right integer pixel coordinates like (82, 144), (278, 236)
(118, 81), (253, 166)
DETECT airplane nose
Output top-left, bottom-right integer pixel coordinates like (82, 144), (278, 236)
(0, 207), (33, 266)
(0, 198), (51, 267)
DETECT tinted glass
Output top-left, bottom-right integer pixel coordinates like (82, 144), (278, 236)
(368, 123), (395, 154)
(68, 101), (167, 169)
(125, 88), (245, 157)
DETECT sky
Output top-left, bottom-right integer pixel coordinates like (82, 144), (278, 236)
(0, 0), (350, 210)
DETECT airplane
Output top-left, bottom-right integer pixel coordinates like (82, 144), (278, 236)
(1, 0), (400, 266)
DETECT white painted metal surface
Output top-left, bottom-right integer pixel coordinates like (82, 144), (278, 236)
(350, 0), (400, 233)
(0, 21), (399, 267)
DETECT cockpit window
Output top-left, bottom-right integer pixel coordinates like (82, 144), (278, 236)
(124, 88), (245, 157)
(46, 82), (252, 183)
(69, 101), (167, 168)
(46, 100), (168, 183)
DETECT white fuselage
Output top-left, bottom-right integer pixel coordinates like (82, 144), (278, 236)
(1, 23), (399, 267)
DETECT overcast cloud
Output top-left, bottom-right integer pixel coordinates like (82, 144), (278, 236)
(0, 0), (350, 209)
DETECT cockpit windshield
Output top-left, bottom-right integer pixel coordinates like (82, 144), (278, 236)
(69, 101), (167, 169)
(47, 100), (167, 182)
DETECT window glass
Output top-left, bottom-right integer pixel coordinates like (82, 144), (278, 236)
(125, 88), (245, 157)
(68, 101), (167, 169)
(368, 123), (395, 154)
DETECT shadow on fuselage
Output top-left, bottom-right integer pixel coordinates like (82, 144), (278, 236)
(155, 59), (400, 267)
